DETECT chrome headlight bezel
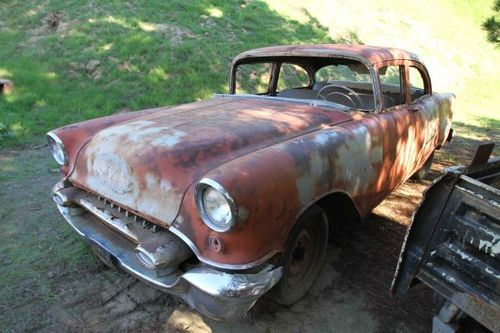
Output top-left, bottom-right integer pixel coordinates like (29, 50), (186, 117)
(47, 131), (68, 166)
(195, 178), (237, 233)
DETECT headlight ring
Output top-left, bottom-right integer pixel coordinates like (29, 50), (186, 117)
(195, 178), (237, 232)
(47, 132), (68, 166)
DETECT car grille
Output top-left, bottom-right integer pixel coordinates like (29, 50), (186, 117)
(70, 185), (163, 243)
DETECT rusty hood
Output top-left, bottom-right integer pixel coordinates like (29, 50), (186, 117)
(69, 96), (352, 225)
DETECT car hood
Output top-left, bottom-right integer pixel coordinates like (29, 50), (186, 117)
(69, 95), (352, 225)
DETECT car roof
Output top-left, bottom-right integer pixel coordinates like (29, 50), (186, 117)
(233, 44), (422, 67)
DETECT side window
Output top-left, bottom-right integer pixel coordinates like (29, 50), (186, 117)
(379, 65), (403, 108)
(235, 62), (272, 95)
(409, 66), (426, 103)
(277, 63), (310, 91)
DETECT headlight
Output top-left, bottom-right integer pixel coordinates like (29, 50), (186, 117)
(47, 132), (68, 166)
(195, 178), (236, 232)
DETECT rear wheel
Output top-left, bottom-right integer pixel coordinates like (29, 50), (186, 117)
(271, 205), (329, 305)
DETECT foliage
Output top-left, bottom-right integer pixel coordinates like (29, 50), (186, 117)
(482, 0), (500, 45)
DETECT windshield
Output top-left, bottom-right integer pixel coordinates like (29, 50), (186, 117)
(233, 58), (376, 111)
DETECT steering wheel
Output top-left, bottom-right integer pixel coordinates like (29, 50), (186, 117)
(320, 92), (357, 108)
(316, 84), (365, 108)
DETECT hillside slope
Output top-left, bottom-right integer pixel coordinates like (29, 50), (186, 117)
(0, 0), (498, 147)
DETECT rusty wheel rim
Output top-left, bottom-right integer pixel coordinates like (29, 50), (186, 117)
(285, 224), (319, 290)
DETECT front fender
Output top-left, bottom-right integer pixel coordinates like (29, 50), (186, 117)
(174, 115), (385, 268)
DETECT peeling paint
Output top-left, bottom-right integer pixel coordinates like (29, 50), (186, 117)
(456, 185), (500, 209)
(151, 129), (186, 147)
(454, 247), (474, 261)
(441, 272), (456, 283)
(479, 239), (500, 257)
(392, 154), (499, 333)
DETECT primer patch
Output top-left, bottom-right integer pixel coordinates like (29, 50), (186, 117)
(91, 152), (133, 195)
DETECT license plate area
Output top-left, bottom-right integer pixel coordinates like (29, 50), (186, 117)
(89, 241), (119, 270)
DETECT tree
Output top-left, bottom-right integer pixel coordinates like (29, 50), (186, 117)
(482, 0), (500, 46)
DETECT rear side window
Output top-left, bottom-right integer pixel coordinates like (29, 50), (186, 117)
(409, 66), (426, 103)
(277, 63), (310, 91)
(379, 65), (403, 108)
(235, 62), (272, 95)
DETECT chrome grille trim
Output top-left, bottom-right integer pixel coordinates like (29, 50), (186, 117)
(62, 186), (163, 243)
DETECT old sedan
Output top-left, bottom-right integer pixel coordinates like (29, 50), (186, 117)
(48, 44), (453, 320)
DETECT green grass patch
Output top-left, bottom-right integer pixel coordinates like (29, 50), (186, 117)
(0, 148), (100, 330)
(0, 0), (498, 147)
(0, 0), (336, 147)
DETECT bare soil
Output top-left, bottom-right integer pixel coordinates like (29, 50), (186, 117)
(0, 131), (493, 333)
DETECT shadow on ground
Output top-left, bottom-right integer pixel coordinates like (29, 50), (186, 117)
(3, 127), (495, 332)
(0, 139), (416, 331)
(435, 118), (499, 167)
(1, 109), (498, 332)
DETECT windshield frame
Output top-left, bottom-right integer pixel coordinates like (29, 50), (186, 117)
(229, 55), (382, 112)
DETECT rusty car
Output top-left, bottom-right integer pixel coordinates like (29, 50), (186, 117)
(48, 44), (454, 320)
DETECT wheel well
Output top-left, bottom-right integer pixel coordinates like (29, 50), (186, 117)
(315, 192), (361, 229)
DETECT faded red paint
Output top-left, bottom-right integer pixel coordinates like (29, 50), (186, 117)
(50, 45), (454, 269)
(232, 44), (421, 67)
(65, 97), (352, 229)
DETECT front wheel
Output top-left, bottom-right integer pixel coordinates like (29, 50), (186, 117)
(270, 204), (329, 305)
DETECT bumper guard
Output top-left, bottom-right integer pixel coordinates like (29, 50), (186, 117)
(54, 188), (282, 320)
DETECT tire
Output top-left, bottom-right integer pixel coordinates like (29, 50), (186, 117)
(270, 204), (329, 305)
(411, 151), (435, 181)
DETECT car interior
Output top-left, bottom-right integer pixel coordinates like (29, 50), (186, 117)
(277, 81), (399, 110)
(234, 57), (428, 111)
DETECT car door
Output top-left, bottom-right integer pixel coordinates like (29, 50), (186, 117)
(375, 60), (428, 194)
(406, 62), (442, 168)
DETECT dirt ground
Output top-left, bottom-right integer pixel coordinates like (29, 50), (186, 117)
(0, 127), (496, 333)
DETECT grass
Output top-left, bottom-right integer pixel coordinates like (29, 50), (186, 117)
(0, 148), (102, 330)
(267, 0), (500, 128)
(1, 0), (497, 148)
(0, 0), (337, 146)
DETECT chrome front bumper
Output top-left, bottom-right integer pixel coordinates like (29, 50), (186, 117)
(54, 192), (282, 320)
